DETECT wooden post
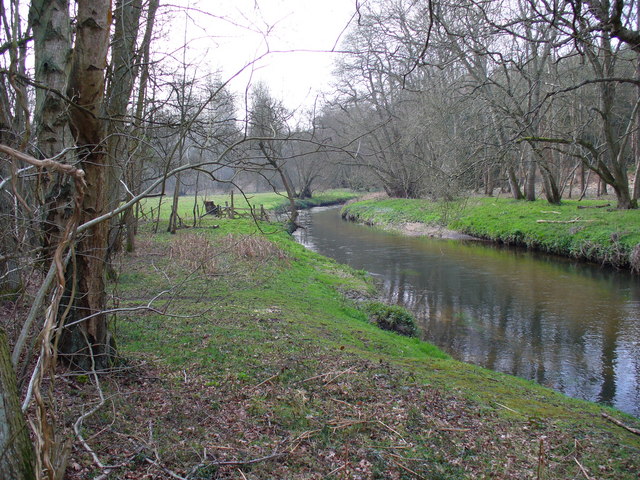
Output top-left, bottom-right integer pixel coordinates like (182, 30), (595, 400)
(0, 328), (36, 480)
(230, 191), (235, 219)
(260, 204), (268, 221)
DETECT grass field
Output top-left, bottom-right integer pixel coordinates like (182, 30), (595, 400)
(138, 189), (360, 226)
(58, 193), (640, 479)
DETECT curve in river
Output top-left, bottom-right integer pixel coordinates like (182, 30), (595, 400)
(294, 206), (640, 417)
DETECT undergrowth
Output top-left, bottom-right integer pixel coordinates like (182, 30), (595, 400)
(59, 198), (640, 479)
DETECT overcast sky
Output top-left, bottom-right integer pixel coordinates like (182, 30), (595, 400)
(163, 0), (358, 114)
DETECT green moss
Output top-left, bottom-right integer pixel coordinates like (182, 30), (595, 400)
(362, 301), (418, 337)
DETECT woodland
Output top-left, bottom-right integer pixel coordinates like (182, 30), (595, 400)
(2, 0), (640, 479)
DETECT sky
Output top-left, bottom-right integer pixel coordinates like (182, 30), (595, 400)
(163, 0), (359, 115)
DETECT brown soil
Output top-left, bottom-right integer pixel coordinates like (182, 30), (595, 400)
(395, 222), (480, 240)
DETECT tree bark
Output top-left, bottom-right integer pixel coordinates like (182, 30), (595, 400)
(30, 0), (74, 259)
(124, 0), (159, 251)
(58, 0), (114, 371)
(524, 148), (537, 201)
(0, 328), (36, 480)
(105, 0), (142, 252)
(507, 164), (524, 200)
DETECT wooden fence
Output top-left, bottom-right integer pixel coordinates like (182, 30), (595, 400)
(203, 191), (269, 221)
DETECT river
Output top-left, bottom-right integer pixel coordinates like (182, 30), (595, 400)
(293, 206), (640, 417)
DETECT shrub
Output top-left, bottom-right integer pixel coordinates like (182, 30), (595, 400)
(363, 302), (418, 337)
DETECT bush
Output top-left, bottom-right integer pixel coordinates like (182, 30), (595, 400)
(363, 302), (418, 337)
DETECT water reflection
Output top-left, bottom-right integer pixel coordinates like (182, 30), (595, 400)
(294, 207), (640, 416)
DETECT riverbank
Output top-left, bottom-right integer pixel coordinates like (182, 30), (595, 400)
(60, 208), (640, 479)
(342, 195), (640, 272)
(140, 188), (360, 221)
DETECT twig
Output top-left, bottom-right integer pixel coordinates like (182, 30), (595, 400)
(537, 437), (545, 480)
(574, 458), (593, 480)
(299, 367), (355, 385)
(536, 218), (595, 224)
(202, 451), (287, 467)
(74, 349), (108, 471)
(577, 203), (610, 209)
(376, 420), (408, 444)
(495, 403), (520, 414)
(252, 372), (280, 389)
(387, 452), (432, 462)
(144, 457), (188, 480)
(388, 456), (426, 479)
(372, 445), (413, 450)
(0, 144), (85, 182)
(326, 464), (347, 476)
(330, 397), (359, 410)
(299, 371), (333, 383)
(601, 412), (640, 436)
(323, 367), (356, 386)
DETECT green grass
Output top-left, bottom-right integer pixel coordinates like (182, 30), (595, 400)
(342, 196), (640, 270)
(97, 208), (640, 478)
(138, 188), (359, 224)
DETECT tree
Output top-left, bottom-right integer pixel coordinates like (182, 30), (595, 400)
(30, 0), (74, 259)
(105, 0), (143, 253)
(123, 0), (159, 251)
(330, 0), (639, 208)
(248, 83), (298, 224)
(0, 0), (33, 295)
(333, 4), (434, 198)
(57, 0), (114, 370)
(0, 328), (36, 480)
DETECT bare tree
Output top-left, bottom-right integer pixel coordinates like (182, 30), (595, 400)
(249, 83), (299, 224)
(57, 0), (114, 370)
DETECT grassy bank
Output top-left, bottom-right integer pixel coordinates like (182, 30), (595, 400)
(62, 207), (640, 479)
(342, 196), (640, 271)
(139, 189), (360, 223)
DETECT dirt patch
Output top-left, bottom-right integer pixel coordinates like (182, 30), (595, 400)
(397, 222), (480, 240)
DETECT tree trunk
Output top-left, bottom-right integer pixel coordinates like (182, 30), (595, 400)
(30, 0), (74, 260)
(168, 170), (182, 234)
(30, 0), (72, 158)
(124, 0), (158, 251)
(0, 328), (36, 480)
(524, 149), (537, 201)
(58, 0), (114, 371)
(634, 160), (640, 202)
(105, 0), (143, 254)
(0, 139), (21, 295)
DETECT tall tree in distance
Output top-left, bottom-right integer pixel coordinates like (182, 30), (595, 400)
(249, 83), (298, 225)
(105, 0), (143, 252)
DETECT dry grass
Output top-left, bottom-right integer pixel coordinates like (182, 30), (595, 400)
(168, 233), (288, 276)
(169, 233), (219, 275)
(220, 234), (288, 261)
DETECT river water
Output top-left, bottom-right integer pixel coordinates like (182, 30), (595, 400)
(293, 206), (640, 417)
